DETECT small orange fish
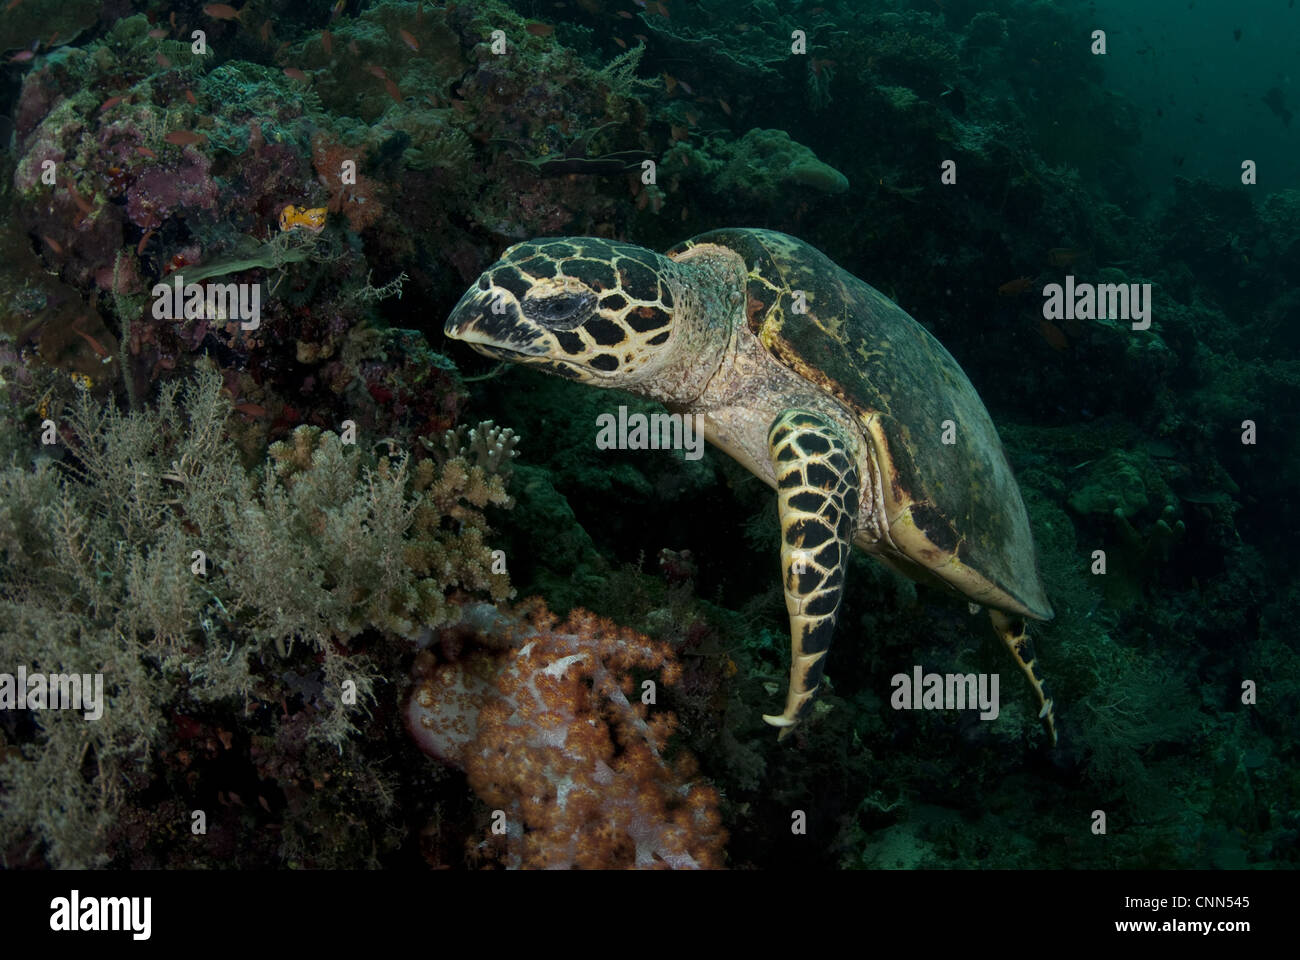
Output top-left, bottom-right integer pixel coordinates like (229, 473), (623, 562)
(234, 403), (267, 418)
(137, 228), (155, 255)
(203, 3), (242, 20)
(72, 326), (111, 360)
(321, 29), (332, 55)
(42, 235), (62, 254)
(450, 99), (467, 113)
(99, 95), (124, 112)
(47, 30), (58, 46)
(384, 77), (403, 103)
(526, 22), (555, 36)
(998, 276), (1034, 296)
(617, 10), (633, 17)
(67, 185), (93, 216)
(156, 52), (172, 68)
(718, 98), (731, 115)
(612, 36), (626, 48)
(662, 73), (676, 95)
(365, 64), (387, 79)
(683, 110), (699, 125)
(1038, 319), (1068, 350)
(137, 146), (158, 159)
(165, 130), (208, 146)
(148, 28), (167, 39)
(278, 204), (328, 233)
(283, 67), (308, 82)
(677, 78), (693, 95)
(9, 50), (34, 63)
(259, 20), (271, 43)
(185, 89), (197, 105)
(400, 28), (419, 51)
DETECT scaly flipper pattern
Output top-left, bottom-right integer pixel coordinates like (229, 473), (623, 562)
(989, 608), (1057, 746)
(763, 410), (860, 740)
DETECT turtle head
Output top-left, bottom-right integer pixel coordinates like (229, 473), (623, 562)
(445, 237), (681, 387)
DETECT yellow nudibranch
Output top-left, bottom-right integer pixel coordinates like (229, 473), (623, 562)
(278, 204), (328, 233)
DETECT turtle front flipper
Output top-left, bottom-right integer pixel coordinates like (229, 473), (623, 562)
(989, 609), (1057, 746)
(762, 410), (861, 741)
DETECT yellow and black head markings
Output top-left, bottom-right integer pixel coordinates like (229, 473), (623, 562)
(445, 237), (678, 384)
(447, 229), (1056, 746)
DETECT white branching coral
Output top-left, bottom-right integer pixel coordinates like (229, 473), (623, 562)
(423, 419), (519, 476)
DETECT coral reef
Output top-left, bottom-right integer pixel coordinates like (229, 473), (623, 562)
(0, 0), (1293, 875)
(0, 0), (98, 56)
(664, 128), (848, 207)
(408, 601), (726, 869)
(0, 363), (514, 866)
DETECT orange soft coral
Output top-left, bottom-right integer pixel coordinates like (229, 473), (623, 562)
(407, 600), (726, 869)
(311, 133), (384, 233)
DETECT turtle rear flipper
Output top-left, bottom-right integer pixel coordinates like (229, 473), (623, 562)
(989, 609), (1057, 746)
(763, 410), (861, 741)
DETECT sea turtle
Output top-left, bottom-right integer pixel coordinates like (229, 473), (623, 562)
(445, 229), (1056, 744)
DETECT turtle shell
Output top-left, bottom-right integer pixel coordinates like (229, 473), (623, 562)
(669, 229), (1052, 620)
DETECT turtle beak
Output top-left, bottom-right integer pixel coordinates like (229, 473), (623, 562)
(445, 285), (546, 358)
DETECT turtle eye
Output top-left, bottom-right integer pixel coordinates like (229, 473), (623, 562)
(522, 291), (596, 330)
